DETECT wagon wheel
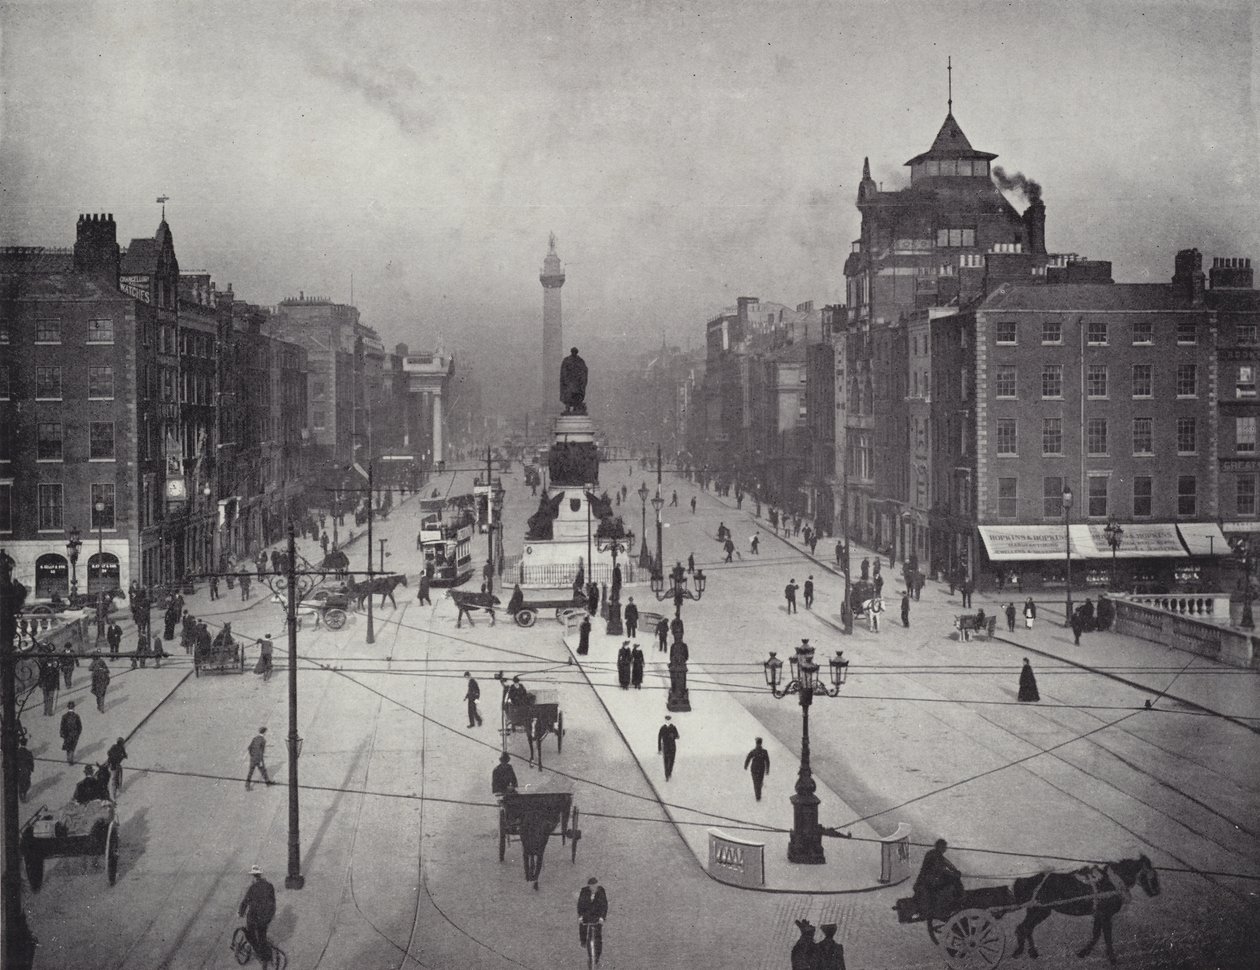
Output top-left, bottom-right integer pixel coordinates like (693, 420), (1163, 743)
(516, 608), (537, 628)
(556, 711), (564, 753)
(498, 808), (508, 862)
(325, 608), (347, 631)
(21, 834), (43, 892)
(569, 805), (581, 863)
(939, 909), (1005, 969)
(106, 820), (120, 885)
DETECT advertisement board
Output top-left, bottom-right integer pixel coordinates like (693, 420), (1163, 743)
(707, 829), (765, 888)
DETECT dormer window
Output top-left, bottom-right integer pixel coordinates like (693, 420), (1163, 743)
(925, 160), (939, 176)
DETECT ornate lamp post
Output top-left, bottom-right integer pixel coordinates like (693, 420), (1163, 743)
(651, 488), (665, 576)
(1062, 484), (1074, 625)
(1103, 517), (1124, 591)
(65, 527), (83, 599)
(1229, 534), (1256, 629)
(649, 565), (707, 618)
(763, 640), (849, 864)
(636, 483), (652, 570)
(596, 531), (633, 636)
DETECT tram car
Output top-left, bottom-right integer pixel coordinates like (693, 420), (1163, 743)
(418, 497), (476, 587)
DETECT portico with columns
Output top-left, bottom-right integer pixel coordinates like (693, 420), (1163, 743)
(401, 350), (455, 465)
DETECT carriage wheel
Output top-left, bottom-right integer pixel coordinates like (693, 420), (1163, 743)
(325, 608), (347, 631)
(570, 806), (580, 863)
(556, 712), (564, 753)
(939, 909), (1005, 969)
(107, 821), (120, 885)
(23, 845), (44, 892)
(498, 809), (508, 862)
(516, 609), (537, 628)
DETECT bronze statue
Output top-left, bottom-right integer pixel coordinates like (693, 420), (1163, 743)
(560, 347), (588, 414)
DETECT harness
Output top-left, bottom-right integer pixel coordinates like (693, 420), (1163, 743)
(1077, 865), (1130, 912)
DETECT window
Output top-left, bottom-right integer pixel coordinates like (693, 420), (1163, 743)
(88, 366), (114, 399)
(0, 418), (11, 462)
(1238, 476), (1258, 516)
(1041, 320), (1063, 344)
(37, 422), (63, 460)
(957, 159), (973, 176)
(1087, 364), (1108, 398)
(1177, 319), (1197, 344)
(1178, 475), (1197, 516)
(1133, 477), (1153, 517)
(91, 483), (116, 529)
(312, 410), (327, 430)
(87, 318), (114, 343)
(1087, 321), (1108, 345)
(1133, 320), (1153, 345)
(1041, 364), (1063, 398)
(1088, 476), (1109, 517)
(1087, 417), (1108, 455)
(994, 365), (1016, 398)
(936, 227), (976, 247)
(35, 319), (61, 343)
(1239, 323), (1258, 345)
(1237, 365), (1256, 398)
(38, 483), (63, 530)
(995, 321), (1017, 345)
(1177, 417), (1197, 454)
(1132, 418), (1153, 455)
(1176, 363), (1198, 397)
(1043, 476), (1065, 518)
(996, 419), (1018, 456)
(998, 478), (1018, 518)
(89, 422), (115, 460)
(312, 381), (326, 397)
(0, 483), (9, 532)
(161, 368), (176, 402)
(35, 366), (62, 399)
(1042, 418), (1063, 456)
(1238, 417), (1257, 454)
(1132, 364), (1153, 398)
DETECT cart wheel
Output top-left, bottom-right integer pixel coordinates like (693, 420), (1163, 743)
(940, 909), (1005, 969)
(570, 806), (580, 863)
(498, 809), (507, 862)
(516, 608), (537, 628)
(231, 926), (252, 965)
(107, 821), (120, 885)
(556, 712), (564, 753)
(326, 608), (347, 631)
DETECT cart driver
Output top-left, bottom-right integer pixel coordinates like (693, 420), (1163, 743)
(914, 839), (963, 916)
(492, 752), (518, 798)
(506, 676), (529, 708)
(507, 584), (525, 617)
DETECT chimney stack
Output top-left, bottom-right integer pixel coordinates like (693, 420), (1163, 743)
(1172, 249), (1206, 306)
(73, 212), (120, 284)
(1209, 256), (1254, 290)
(1022, 200), (1047, 255)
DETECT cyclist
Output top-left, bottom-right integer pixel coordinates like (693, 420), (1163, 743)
(577, 876), (608, 965)
(239, 864), (277, 967)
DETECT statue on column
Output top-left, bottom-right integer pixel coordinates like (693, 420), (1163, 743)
(560, 347), (588, 415)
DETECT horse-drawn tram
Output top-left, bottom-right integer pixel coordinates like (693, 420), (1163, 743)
(417, 497), (475, 587)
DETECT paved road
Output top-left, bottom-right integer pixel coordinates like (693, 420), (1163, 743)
(19, 463), (1260, 969)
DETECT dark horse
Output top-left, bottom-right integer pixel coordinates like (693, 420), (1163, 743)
(1010, 855), (1160, 964)
(447, 589), (499, 628)
(350, 573), (409, 609)
(322, 549), (350, 579)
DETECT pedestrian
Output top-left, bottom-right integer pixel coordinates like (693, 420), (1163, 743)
(869, 596), (883, 632)
(463, 671), (483, 727)
(815, 922), (846, 970)
(630, 643), (644, 688)
(418, 572), (432, 606)
(152, 633), (164, 668)
(860, 558), (870, 581)
(803, 576), (815, 610)
(750, 532), (760, 555)
(655, 617), (669, 653)
(901, 592), (910, 628)
(256, 554), (267, 581)
(259, 635), (274, 682)
(874, 574), (884, 598)
(624, 597), (638, 637)
(657, 715), (679, 781)
(873, 558), (881, 579)
(835, 540), (843, 566)
(671, 490), (678, 507)
(616, 642), (632, 689)
(1018, 658), (1041, 702)
(16, 738), (34, 802)
(90, 652), (110, 713)
(107, 736), (127, 795)
(240, 573), (251, 600)
(791, 919), (818, 970)
(245, 727), (273, 788)
(784, 578), (799, 614)
(1023, 597), (1036, 630)
(1081, 597), (1095, 631)
(577, 614), (591, 655)
(1005, 602), (1017, 632)
(39, 656), (59, 715)
(239, 865), (277, 966)
(1071, 610), (1083, 646)
(688, 552), (696, 574)
(723, 537), (735, 563)
(164, 603), (178, 640)
(132, 631), (147, 669)
(961, 579), (973, 608)
(577, 876), (609, 965)
(60, 701), (82, 764)
(210, 575), (220, 601)
(587, 582), (599, 617)
(743, 737), (770, 800)
(60, 643), (77, 689)
(321, 531), (330, 557)
(690, 495), (696, 514)
(107, 621), (122, 657)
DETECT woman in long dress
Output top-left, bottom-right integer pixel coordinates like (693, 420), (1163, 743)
(617, 642), (632, 689)
(1018, 658), (1041, 702)
(1023, 597), (1037, 630)
(630, 644), (644, 689)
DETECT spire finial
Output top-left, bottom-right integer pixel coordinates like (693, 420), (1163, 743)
(156, 194), (170, 220)
(548, 231), (557, 254)
(862, 156), (871, 180)
(947, 56), (953, 114)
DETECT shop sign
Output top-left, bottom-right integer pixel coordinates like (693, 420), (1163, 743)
(1221, 459), (1260, 472)
(120, 275), (151, 304)
(978, 526), (1077, 561)
(1220, 348), (1259, 362)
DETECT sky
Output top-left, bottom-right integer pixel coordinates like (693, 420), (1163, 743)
(2, 0), (1257, 413)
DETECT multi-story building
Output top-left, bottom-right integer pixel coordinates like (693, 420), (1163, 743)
(175, 272), (220, 578)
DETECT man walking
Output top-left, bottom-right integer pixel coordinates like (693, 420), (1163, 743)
(16, 738), (34, 802)
(743, 737), (770, 800)
(259, 635), (274, 682)
(90, 652), (111, 712)
(657, 715), (679, 781)
(246, 727), (273, 789)
(624, 597), (639, 637)
(803, 576), (815, 610)
(60, 643), (78, 689)
(40, 656), (60, 715)
(60, 701), (82, 764)
(901, 592), (911, 628)
(240, 572), (251, 601)
(750, 532), (760, 555)
(107, 620), (123, 657)
(784, 578), (799, 615)
(655, 617), (669, 653)
(210, 574), (220, 601)
(690, 495), (696, 514)
(463, 671), (483, 727)
(239, 865), (277, 968)
(961, 579), (973, 609)
(107, 736), (128, 795)
(723, 537), (735, 563)
(418, 571), (432, 606)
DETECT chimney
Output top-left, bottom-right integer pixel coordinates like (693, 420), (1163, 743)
(736, 296), (759, 326)
(1022, 200), (1046, 255)
(395, 342), (409, 358)
(1172, 248), (1206, 306)
(1210, 256), (1254, 290)
(73, 212), (120, 284)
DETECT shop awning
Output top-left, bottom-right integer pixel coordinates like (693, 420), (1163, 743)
(1176, 523), (1229, 556)
(978, 525), (1086, 561)
(1072, 523), (1187, 559)
(980, 523), (1193, 560)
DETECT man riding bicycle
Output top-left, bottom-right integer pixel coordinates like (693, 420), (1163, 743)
(577, 876), (608, 965)
(239, 864), (277, 967)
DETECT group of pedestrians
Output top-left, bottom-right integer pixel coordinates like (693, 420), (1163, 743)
(615, 641), (645, 689)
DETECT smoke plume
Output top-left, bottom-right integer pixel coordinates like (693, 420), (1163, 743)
(991, 166), (1042, 208)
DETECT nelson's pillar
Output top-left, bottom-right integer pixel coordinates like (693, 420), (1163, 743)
(540, 233), (565, 427)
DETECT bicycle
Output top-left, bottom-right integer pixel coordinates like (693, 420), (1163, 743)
(230, 926), (288, 969)
(579, 917), (605, 968)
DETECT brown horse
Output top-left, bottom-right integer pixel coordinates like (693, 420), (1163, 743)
(1010, 855), (1160, 964)
(350, 573), (409, 609)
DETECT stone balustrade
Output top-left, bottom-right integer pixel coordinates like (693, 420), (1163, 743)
(1110, 596), (1257, 668)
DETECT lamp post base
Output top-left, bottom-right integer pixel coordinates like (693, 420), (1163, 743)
(787, 830), (826, 865)
(284, 874), (305, 890)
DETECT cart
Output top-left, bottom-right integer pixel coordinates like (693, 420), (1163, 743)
(496, 785), (581, 889)
(21, 799), (120, 892)
(297, 588), (350, 631)
(503, 688), (564, 769)
(511, 591), (588, 627)
(954, 614), (998, 641)
(194, 625), (245, 676)
(895, 884), (1017, 968)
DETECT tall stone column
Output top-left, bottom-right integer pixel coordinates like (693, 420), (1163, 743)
(540, 234), (565, 427)
(432, 391), (444, 464)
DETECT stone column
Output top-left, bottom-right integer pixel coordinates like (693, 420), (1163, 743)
(432, 391), (444, 464)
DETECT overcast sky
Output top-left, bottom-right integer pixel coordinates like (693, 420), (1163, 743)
(3, 0), (1257, 412)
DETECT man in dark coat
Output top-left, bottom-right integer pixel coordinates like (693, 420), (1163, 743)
(506, 584), (524, 616)
(1005, 602), (1017, 632)
(491, 752), (518, 796)
(463, 671), (483, 728)
(655, 617), (669, 653)
(803, 576), (814, 610)
(616, 642), (632, 689)
(577, 614), (591, 655)
(815, 923), (847, 970)
(860, 558), (870, 581)
(743, 737), (770, 800)
(107, 621), (123, 657)
(961, 579), (973, 608)
(16, 738), (34, 802)
(40, 656), (60, 716)
(239, 866), (277, 965)
(1018, 658), (1041, 702)
(1071, 610), (1084, 646)
(784, 578), (799, 614)
(107, 736), (128, 795)
(914, 839), (963, 916)
(791, 920), (818, 970)
(1081, 597), (1096, 631)
(630, 643), (644, 689)
(577, 876), (609, 963)
(623, 597), (639, 637)
(59, 644), (78, 689)
(164, 603), (178, 640)
(90, 653), (111, 713)
(587, 582), (600, 616)
(60, 701), (82, 764)
(418, 572), (432, 606)
(657, 716), (679, 780)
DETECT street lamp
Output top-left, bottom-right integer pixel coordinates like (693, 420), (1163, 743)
(649, 565), (706, 618)
(65, 527), (83, 599)
(1103, 517), (1124, 591)
(596, 531), (633, 636)
(1229, 535), (1256, 629)
(636, 483), (652, 570)
(651, 488), (665, 576)
(1062, 484), (1074, 625)
(763, 639), (849, 864)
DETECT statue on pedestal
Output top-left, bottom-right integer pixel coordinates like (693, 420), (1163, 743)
(667, 635), (691, 712)
(560, 347), (588, 415)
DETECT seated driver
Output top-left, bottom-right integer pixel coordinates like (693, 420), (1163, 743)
(506, 676), (528, 707)
(914, 838), (963, 916)
(492, 752), (518, 797)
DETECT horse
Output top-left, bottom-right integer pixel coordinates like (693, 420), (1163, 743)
(955, 613), (995, 641)
(1010, 854), (1161, 964)
(350, 573), (409, 609)
(322, 549), (350, 579)
(447, 589), (499, 628)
